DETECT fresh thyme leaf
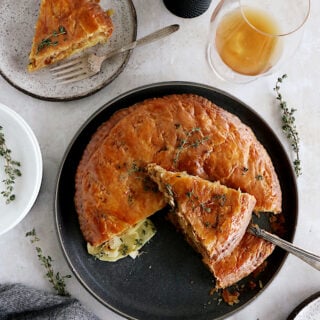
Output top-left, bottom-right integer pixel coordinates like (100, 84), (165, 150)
(128, 161), (141, 174)
(120, 244), (129, 255)
(212, 194), (227, 207)
(241, 167), (249, 175)
(200, 203), (212, 213)
(37, 25), (67, 54)
(26, 228), (71, 296)
(185, 191), (193, 198)
(173, 126), (209, 166)
(274, 74), (302, 176)
(0, 126), (22, 204)
(135, 238), (143, 246)
(25, 229), (40, 243)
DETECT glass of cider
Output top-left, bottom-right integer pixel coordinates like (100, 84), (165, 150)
(207, 0), (310, 83)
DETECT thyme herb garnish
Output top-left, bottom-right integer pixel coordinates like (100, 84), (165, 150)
(135, 238), (143, 246)
(274, 74), (302, 176)
(0, 126), (22, 204)
(241, 167), (248, 175)
(127, 161), (158, 193)
(173, 126), (209, 166)
(120, 244), (129, 255)
(200, 202), (212, 213)
(212, 194), (227, 207)
(185, 188), (226, 214)
(37, 26), (67, 53)
(26, 228), (71, 296)
(128, 161), (142, 175)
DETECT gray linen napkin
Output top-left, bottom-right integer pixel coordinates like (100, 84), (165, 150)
(0, 283), (99, 320)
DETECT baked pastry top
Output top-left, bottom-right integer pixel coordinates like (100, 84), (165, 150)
(146, 163), (255, 263)
(75, 94), (281, 248)
(28, 0), (113, 72)
(75, 94), (282, 246)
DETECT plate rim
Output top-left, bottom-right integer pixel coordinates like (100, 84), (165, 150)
(54, 81), (298, 319)
(0, 0), (137, 102)
(287, 292), (320, 320)
(0, 102), (43, 235)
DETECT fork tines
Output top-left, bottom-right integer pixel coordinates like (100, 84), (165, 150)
(50, 57), (83, 72)
(50, 57), (89, 84)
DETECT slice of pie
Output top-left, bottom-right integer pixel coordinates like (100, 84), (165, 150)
(206, 232), (274, 288)
(146, 163), (274, 289)
(146, 163), (256, 263)
(28, 0), (113, 72)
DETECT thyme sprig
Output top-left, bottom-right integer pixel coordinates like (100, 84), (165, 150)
(37, 26), (67, 53)
(173, 126), (209, 166)
(274, 74), (302, 176)
(0, 126), (22, 204)
(26, 228), (71, 296)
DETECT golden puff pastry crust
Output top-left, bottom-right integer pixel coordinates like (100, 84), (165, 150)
(28, 0), (113, 72)
(75, 94), (282, 247)
(207, 233), (275, 289)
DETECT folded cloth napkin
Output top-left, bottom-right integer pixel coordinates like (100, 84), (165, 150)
(0, 283), (99, 320)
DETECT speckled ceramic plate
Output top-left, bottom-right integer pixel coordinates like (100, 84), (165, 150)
(0, 0), (137, 101)
(55, 82), (298, 320)
(0, 103), (42, 236)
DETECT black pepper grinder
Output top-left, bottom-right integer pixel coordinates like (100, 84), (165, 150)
(163, 0), (212, 18)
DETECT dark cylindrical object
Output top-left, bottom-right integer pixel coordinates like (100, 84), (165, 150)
(163, 0), (212, 18)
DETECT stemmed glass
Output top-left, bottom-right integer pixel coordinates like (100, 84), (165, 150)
(207, 0), (310, 83)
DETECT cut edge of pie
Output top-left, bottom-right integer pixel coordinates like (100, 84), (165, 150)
(28, 0), (114, 72)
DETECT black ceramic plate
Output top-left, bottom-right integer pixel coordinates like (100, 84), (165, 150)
(55, 82), (298, 320)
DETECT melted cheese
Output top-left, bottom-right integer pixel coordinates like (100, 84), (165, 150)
(87, 219), (156, 262)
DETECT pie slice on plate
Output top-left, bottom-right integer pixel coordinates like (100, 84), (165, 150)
(28, 0), (113, 72)
(147, 164), (275, 289)
(146, 163), (256, 263)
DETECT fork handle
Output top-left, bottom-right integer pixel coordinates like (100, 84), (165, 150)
(248, 225), (320, 271)
(101, 24), (180, 61)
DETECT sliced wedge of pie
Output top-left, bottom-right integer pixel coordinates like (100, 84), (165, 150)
(146, 164), (276, 289)
(28, 0), (113, 72)
(146, 163), (256, 263)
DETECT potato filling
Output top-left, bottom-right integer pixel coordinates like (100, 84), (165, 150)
(87, 219), (156, 262)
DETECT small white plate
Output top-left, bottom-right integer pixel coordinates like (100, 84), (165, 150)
(0, 0), (137, 101)
(0, 103), (43, 236)
(288, 293), (320, 320)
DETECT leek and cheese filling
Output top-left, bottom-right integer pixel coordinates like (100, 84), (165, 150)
(87, 219), (156, 262)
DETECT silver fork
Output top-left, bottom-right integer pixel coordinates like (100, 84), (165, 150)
(248, 224), (320, 271)
(51, 24), (180, 84)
